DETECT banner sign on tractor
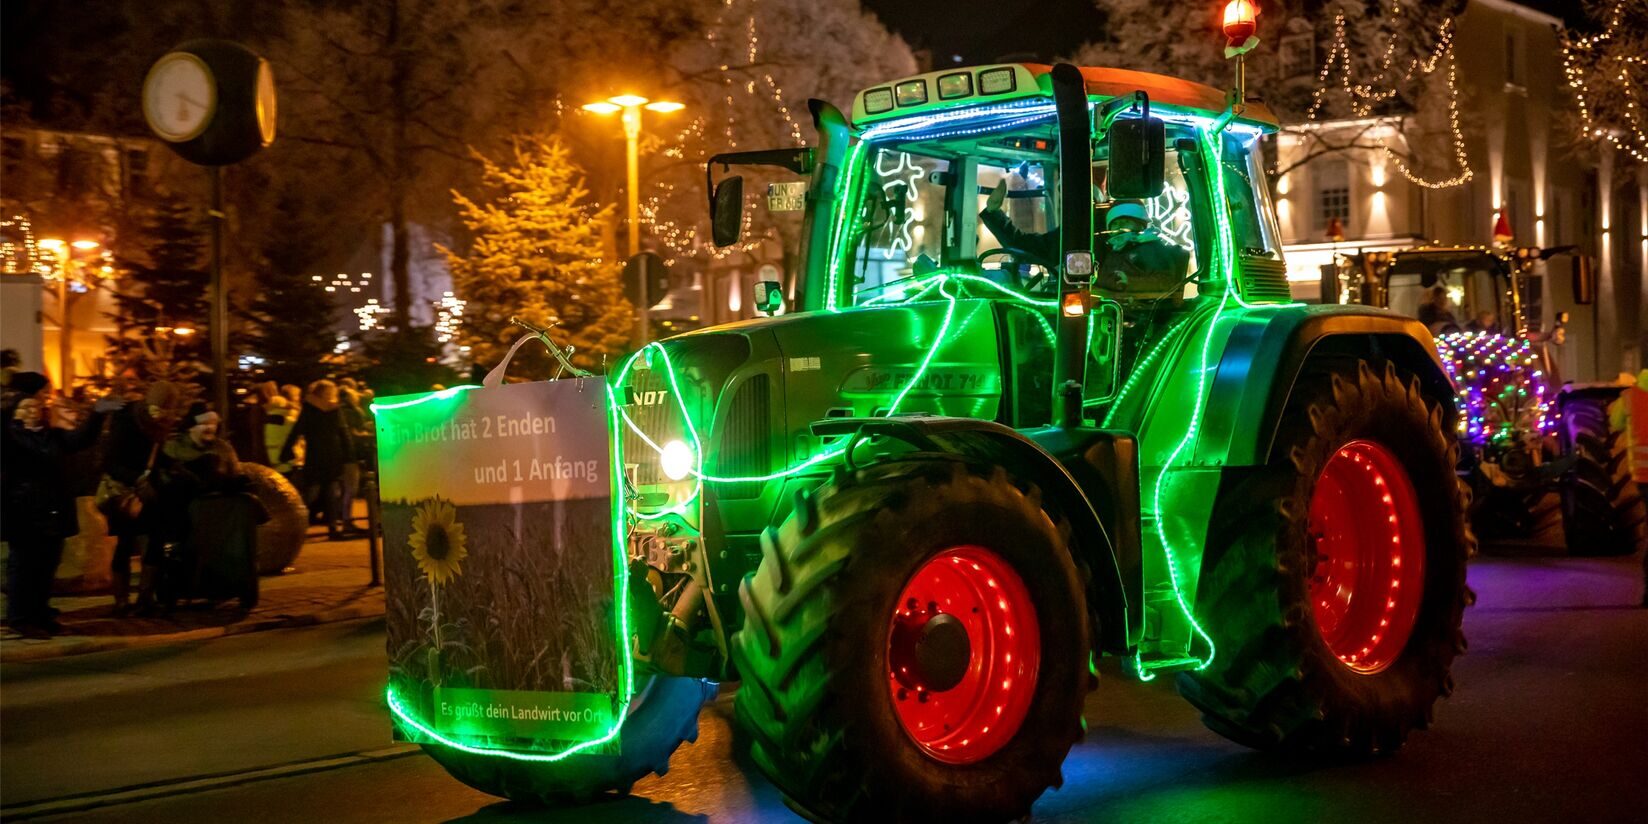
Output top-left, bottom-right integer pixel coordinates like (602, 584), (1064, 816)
(375, 379), (620, 754)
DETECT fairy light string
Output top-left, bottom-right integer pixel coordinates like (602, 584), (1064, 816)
(1563, 0), (1648, 163)
(1306, 5), (1472, 189)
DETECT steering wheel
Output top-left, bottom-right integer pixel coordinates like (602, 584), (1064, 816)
(977, 246), (1054, 292)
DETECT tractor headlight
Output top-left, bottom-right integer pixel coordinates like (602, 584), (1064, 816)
(660, 439), (695, 481)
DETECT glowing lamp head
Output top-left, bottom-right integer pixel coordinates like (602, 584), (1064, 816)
(660, 439), (695, 481)
(1222, 0), (1258, 44)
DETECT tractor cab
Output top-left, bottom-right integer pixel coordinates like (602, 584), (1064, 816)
(1380, 248), (1520, 336)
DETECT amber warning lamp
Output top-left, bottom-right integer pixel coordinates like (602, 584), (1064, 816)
(1221, 0), (1261, 107)
(1222, 0), (1259, 45)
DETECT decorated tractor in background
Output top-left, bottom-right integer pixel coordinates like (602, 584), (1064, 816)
(379, 20), (1479, 824)
(1336, 246), (1647, 556)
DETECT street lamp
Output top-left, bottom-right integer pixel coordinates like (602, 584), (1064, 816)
(581, 94), (685, 259)
(37, 236), (111, 389)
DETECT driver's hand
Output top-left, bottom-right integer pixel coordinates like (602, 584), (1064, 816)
(986, 180), (1007, 212)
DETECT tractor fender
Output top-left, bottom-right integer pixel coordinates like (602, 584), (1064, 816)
(1196, 304), (1456, 469)
(810, 415), (1137, 653)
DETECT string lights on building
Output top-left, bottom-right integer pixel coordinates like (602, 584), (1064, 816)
(433, 291), (467, 345)
(1307, 4), (1473, 189)
(354, 297), (390, 331)
(311, 271), (374, 294)
(0, 215), (54, 277)
(1562, 0), (1648, 164)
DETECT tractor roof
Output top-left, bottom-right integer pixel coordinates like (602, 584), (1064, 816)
(851, 63), (1279, 133)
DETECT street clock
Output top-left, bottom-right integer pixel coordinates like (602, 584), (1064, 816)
(142, 40), (275, 165)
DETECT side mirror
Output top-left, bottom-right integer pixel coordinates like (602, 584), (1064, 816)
(711, 175), (745, 247)
(753, 280), (784, 316)
(1571, 254), (1595, 305)
(1107, 115), (1165, 200)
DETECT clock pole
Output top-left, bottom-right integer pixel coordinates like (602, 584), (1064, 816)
(209, 166), (228, 422)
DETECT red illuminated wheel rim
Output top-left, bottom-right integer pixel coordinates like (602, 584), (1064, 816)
(886, 545), (1040, 764)
(1308, 440), (1426, 675)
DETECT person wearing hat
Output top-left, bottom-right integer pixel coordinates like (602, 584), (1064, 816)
(1092, 201), (1191, 296)
(2, 372), (124, 637)
(98, 381), (185, 615)
(979, 181), (1189, 296)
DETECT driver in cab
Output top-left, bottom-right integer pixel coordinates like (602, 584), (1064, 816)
(979, 180), (1189, 297)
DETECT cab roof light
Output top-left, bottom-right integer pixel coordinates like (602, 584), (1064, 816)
(864, 87), (895, 115)
(978, 67), (1016, 95)
(938, 72), (974, 100)
(895, 79), (929, 107)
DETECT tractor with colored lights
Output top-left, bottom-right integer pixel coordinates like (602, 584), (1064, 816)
(1336, 245), (1647, 556)
(403, 30), (1478, 824)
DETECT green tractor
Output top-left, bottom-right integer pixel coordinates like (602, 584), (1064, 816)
(1335, 245), (1647, 556)
(395, 60), (1479, 821)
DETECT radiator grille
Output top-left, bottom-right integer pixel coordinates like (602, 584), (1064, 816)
(708, 375), (771, 500)
(1239, 257), (1294, 304)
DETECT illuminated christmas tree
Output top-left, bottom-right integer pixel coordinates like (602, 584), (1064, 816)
(439, 135), (635, 374)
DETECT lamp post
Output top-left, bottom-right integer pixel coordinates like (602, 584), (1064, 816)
(582, 94), (684, 345)
(37, 237), (109, 389)
(582, 95), (685, 258)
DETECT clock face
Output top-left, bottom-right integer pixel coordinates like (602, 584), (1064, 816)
(255, 59), (277, 145)
(143, 53), (216, 142)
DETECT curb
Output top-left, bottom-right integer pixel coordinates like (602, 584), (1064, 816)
(0, 602), (385, 664)
(1, 744), (420, 820)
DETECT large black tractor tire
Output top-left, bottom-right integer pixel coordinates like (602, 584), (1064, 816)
(1558, 392), (1648, 557)
(422, 674), (716, 804)
(731, 458), (1092, 823)
(1178, 358), (1474, 756)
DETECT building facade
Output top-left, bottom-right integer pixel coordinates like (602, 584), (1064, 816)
(1277, 0), (1645, 383)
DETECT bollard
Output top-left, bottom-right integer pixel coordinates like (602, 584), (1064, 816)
(364, 469), (382, 587)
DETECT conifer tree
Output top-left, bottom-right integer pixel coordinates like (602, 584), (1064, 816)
(244, 246), (340, 387)
(440, 134), (634, 373)
(108, 200), (210, 385)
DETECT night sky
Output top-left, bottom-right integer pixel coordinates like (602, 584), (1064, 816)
(864, 0), (1106, 65)
(865, 0), (1589, 66)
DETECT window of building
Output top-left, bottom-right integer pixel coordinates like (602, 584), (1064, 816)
(1504, 24), (1525, 87)
(1314, 158), (1351, 232)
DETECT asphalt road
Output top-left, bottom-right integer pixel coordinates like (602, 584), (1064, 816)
(4, 552), (1645, 823)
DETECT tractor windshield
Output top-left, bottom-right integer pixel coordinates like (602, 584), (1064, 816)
(839, 112), (1279, 306)
(1385, 255), (1511, 335)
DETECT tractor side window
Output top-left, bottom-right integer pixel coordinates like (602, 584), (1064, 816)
(1220, 131), (1282, 258)
(852, 149), (949, 299)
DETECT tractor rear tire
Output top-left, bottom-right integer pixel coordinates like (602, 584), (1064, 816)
(1178, 358), (1474, 756)
(421, 674), (716, 804)
(731, 457), (1091, 823)
(1558, 392), (1648, 557)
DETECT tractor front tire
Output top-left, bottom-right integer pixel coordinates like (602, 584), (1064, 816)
(731, 458), (1091, 823)
(421, 674), (716, 804)
(1558, 391), (1648, 557)
(1179, 358), (1474, 756)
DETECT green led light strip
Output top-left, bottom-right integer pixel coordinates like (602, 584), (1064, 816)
(368, 385), (482, 413)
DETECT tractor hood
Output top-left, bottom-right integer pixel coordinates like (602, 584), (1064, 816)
(629, 300), (1006, 503)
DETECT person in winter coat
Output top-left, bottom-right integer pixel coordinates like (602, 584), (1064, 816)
(2, 372), (123, 637)
(259, 383), (296, 468)
(98, 381), (184, 614)
(281, 380), (354, 539)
